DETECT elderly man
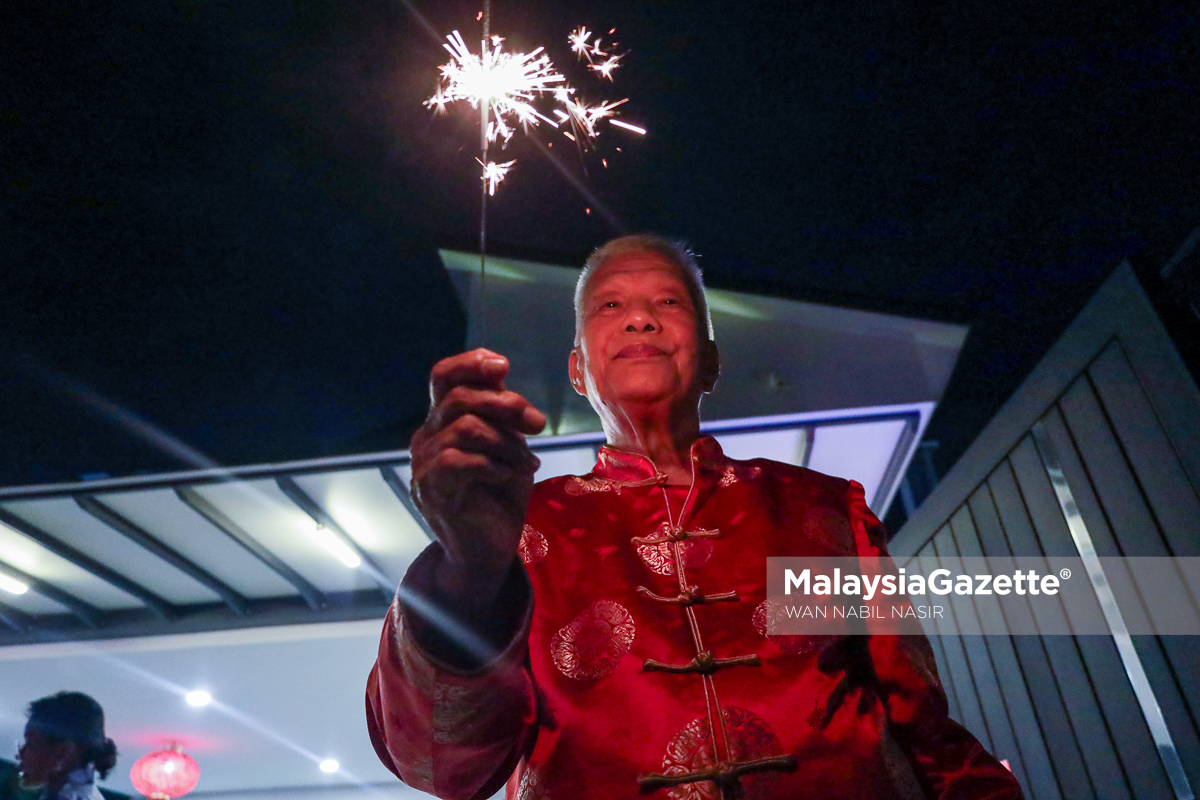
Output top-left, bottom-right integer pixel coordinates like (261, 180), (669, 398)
(366, 234), (1022, 800)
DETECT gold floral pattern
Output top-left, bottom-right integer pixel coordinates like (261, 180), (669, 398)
(432, 683), (476, 744)
(516, 765), (550, 800)
(551, 600), (635, 680)
(661, 706), (784, 800)
(519, 524), (548, 564)
(563, 474), (664, 495)
(635, 538), (714, 576)
(718, 464), (763, 487)
(751, 599), (834, 656)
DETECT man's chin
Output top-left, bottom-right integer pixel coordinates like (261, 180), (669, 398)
(18, 775), (46, 791)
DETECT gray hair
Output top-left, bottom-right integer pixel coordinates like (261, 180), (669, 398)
(573, 233), (714, 346)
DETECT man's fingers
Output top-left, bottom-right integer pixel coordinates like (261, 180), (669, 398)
(429, 386), (546, 436)
(434, 415), (541, 472)
(422, 448), (534, 489)
(430, 349), (509, 404)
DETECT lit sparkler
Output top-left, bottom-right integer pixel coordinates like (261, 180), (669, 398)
(425, 8), (644, 345)
(426, 30), (567, 147)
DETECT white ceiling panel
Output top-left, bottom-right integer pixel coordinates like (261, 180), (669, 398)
(189, 482), (379, 595)
(714, 428), (809, 467)
(533, 445), (599, 483)
(0, 586), (70, 615)
(0, 522), (142, 610)
(806, 419), (910, 510)
(100, 489), (296, 599)
(1, 499), (221, 605)
(291, 469), (428, 586)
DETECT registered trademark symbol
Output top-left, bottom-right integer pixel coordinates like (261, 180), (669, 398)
(1060, 568), (1071, 580)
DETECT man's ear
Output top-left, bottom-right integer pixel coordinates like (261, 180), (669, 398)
(568, 347), (587, 396)
(701, 340), (720, 393)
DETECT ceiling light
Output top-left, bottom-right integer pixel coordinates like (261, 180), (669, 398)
(185, 690), (211, 707)
(0, 574), (28, 595)
(313, 524), (362, 569)
(319, 759), (339, 773)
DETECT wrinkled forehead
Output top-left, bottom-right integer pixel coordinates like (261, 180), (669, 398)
(581, 251), (692, 300)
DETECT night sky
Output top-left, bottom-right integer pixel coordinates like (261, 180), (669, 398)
(4, 0), (1198, 490)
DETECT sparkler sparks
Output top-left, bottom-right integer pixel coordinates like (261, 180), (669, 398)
(477, 158), (516, 195)
(426, 24), (644, 194)
(568, 26), (593, 59)
(588, 53), (622, 80)
(427, 31), (567, 147)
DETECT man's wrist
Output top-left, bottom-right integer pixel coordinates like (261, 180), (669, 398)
(433, 556), (513, 617)
(401, 545), (531, 672)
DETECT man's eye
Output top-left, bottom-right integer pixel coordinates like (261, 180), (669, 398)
(604, 301), (619, 308)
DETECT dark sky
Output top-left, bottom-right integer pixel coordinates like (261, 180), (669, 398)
(3, 0), (1198, 488)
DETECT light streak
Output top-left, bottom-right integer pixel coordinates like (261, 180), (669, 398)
(477, 159), (515, 196)
(608, 118), (646, 135)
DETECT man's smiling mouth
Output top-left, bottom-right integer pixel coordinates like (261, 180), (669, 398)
(616, 344), (668, 358)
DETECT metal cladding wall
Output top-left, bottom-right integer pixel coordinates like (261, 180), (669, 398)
(891, 263), (1200, 800)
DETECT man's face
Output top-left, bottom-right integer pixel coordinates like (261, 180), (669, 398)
(17, 728), (74, 789)
(569, 250), (717, 412)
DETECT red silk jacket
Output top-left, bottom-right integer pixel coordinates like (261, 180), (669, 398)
(367, 436), (1023, 800)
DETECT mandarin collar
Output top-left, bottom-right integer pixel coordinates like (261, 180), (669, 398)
(593, 435), (727, 482)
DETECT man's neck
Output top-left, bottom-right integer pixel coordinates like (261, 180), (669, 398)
(602, 404), (701, 485)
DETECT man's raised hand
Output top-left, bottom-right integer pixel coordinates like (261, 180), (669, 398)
(409, 349), (546, 611)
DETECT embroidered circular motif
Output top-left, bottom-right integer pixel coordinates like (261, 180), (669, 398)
(551, 600), (635, 680)
(752, 599), (834, 656)
(635, 525), (715, 576)
(519, 524), (548, 564)
(661, 706), (784, 800)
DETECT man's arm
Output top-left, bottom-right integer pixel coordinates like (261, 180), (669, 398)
(846, 481), (1025, 800)
(365, 350), (546, 800)
(366, 546), (538, 800)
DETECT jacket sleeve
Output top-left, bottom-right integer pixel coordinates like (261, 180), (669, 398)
(847, 480), (1025, 800)
(365, 544), (539, 800)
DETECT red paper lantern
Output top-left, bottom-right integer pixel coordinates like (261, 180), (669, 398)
(130, 745), (201, 799)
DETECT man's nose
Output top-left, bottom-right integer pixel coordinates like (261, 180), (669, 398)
(623, 302), (660, 333)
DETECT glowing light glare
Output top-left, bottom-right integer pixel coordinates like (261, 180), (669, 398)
(185, 690), (211, 707)
(320, 759), (340, 774)
(427, 31), (567, 147)
(313, 524), (362, 569)
(478, 159), (516, 196)
(0, 573), (28, 595)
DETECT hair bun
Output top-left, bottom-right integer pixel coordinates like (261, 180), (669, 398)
(91, 738), (119, 779)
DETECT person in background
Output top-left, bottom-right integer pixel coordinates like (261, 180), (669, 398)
(3, 693), (118, 800)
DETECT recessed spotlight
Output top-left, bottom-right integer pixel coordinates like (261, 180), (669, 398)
(185, 690), (212, 707)
(319, 759), (339, 774)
